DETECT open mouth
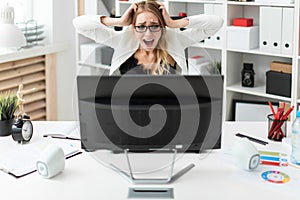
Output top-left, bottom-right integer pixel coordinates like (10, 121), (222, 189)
(143, 39), (154, 46)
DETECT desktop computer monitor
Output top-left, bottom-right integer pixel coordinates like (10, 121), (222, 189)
(77, 75), (223, 153)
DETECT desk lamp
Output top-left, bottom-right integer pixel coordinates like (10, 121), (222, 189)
(0, 4), (26, 52)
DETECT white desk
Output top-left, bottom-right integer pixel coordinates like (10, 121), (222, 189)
(0, 121), (299, 200)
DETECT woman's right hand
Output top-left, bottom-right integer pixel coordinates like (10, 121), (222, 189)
(101, 3), (137, 27)
(119, 3), (138, 26)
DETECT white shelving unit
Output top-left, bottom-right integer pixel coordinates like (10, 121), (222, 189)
(75, 0), (113, 76)
(225, 0), (299, 122)
(76, 0), (300, 121)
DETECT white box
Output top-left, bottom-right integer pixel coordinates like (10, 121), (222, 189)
(80, 43), (104, 65)
(189, 55), (204, 65)
(188, 61), (211, 75)
(227, 26), (259, 50)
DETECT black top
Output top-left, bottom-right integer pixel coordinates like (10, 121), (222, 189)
(119, 54), (177, 75)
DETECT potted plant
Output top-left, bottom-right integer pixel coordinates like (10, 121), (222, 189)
(0, 92), (18, 136)
(208, 61), (222, 74)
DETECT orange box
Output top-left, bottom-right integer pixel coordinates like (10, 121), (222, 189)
(270, 61), (292, 74)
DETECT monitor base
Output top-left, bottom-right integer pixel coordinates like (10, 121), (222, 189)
(109, 149), (195, 184)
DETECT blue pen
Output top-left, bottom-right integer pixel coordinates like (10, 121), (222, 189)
(260, 155), (288, 163)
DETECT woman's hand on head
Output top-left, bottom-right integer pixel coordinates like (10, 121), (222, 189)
(157, 2), (174, 28)
(157, 2), (189, 29)
(100, 3), (137, 27)
(120, 3), (138, 26)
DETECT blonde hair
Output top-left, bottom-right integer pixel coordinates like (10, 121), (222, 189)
(132, 0), (170, 75)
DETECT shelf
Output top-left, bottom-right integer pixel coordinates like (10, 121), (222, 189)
(168, 0), (224, 3)
(78, 62), (110, 70)
(119, 0), (166, 4)
(118, 1), (137, 4)
(227, 48), (293, 58)
(192, 43), (222, 50)
(227, 82), (291, 102)
(227, 1), (295, 7)
(0, 43), (67, 63)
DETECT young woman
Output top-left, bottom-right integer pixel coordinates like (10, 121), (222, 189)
(73, 0), (223, 75)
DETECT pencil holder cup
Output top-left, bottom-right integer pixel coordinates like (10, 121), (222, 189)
(267, 114), (287, 142)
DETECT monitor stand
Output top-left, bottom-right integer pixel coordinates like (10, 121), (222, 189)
(109, 149), (195, 184)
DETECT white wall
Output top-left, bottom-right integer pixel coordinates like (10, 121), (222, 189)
(52, 0), (77, 120)
(33, 0), (77, 120)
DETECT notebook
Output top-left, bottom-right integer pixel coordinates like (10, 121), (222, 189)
(0, 139), (81, 178)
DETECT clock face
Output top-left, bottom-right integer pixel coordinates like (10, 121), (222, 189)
(22, 121), (33, 141)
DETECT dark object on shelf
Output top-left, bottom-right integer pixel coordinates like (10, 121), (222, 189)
(101, 46), (114, 66)
(241, 63), (255, 87)
(232, 99), (279, 121)
(266, 70), (291, 97)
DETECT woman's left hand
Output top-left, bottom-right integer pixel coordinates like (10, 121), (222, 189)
(158, 2), (189, 28)
(157, 2), (174, 28)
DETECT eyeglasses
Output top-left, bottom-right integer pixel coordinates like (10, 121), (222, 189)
(134, 25), (162, 33)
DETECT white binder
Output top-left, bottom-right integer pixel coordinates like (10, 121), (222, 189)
(212, 4), (224, 47)
(203, 4), (215, 46)
(281, 8), (294, 55)
(260, 7), (282, 54)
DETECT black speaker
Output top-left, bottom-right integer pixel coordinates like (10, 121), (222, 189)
(241, 63), (255, 87)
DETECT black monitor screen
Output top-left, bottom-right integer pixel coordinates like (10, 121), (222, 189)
(77, 75), (223, 153)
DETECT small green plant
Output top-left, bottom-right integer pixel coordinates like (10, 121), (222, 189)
(215, 61), (221, 73)
(209, 61), (222, 74)
(0, 92), (18, 121)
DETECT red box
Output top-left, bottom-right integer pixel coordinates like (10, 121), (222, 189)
(233, 18), (253, 27)
(178, 12), (187, 17)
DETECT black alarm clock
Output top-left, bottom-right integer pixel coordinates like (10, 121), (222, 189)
(11, 115), (33, 143)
